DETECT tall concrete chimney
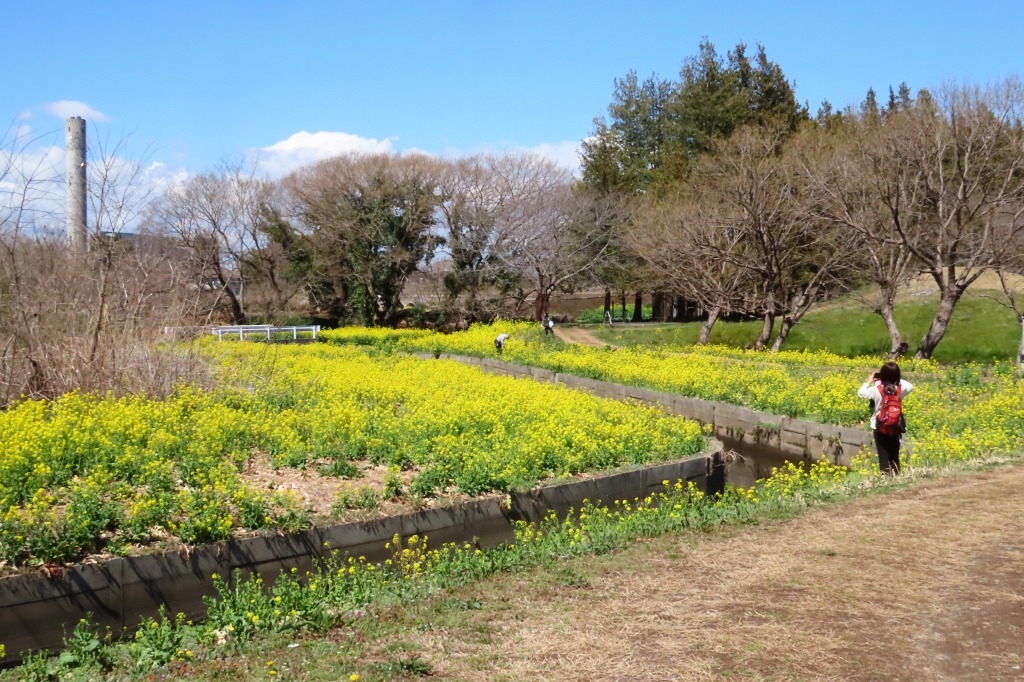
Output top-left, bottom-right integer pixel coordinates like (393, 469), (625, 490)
(65, 116), (87, 251)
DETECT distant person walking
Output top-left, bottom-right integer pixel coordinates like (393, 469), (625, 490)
(494, 332), (509, 354)
(858, 361), (913, 475)
(542, 314), (554, 336)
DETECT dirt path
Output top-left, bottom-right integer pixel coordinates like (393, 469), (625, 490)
(554, 324), (613, 347)
(407, 464), (1024, 681)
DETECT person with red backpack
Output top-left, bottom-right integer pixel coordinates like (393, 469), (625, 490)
(857, 361), (914, 474)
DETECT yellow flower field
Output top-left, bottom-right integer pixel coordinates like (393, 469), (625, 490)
(4, 320), (1021, 569)
(0, 343), (705, 567)
(358, 322), (1024, 468)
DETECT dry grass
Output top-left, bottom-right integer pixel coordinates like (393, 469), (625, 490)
(378, 463), (1024, 681)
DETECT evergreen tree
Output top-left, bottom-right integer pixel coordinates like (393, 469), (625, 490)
(580, 38), (806, 194)
(580, 71), (674, 194)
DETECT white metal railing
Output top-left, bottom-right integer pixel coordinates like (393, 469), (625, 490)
(210, 325), (321, 341)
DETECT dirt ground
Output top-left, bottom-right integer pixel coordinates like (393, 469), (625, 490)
(404, 463), (1024, 681)
(552, 325), (613, 347)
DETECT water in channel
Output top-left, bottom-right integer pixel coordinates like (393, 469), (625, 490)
(717, 435), (822, 489)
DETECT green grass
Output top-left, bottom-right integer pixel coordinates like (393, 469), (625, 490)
(589, 290), (1021, 364)
(577, 304), (652, 324)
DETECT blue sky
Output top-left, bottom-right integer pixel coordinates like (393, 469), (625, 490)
(5, 0), (1023, 179)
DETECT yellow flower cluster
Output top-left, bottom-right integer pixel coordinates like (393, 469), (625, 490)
(373, 323), (1024, 465)
(383, 325), (887, 422)
(0, 342), (705, 566)
(211, 342), (707, 495)
(319, 327), (433, 347)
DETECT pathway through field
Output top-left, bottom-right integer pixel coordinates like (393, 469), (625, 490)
(553, 324), (613, 347)
(397, 463), (1024, 681)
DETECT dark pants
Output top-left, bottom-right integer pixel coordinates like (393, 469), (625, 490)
(873, 430), (902, 474)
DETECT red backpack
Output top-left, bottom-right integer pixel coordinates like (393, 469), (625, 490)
(876, 381), (905, 435)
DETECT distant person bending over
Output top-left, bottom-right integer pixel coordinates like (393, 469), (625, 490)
(857, 361), (913, 475)
(494, 332), (509, 354)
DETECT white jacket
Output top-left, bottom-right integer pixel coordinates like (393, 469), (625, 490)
(858, 379), (913, 430)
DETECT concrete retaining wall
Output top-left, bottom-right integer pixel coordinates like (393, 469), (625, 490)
(0, 448), (712, 665)
(418, 353), (872, 466)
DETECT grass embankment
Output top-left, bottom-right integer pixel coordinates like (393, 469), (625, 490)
(583, 290), (1021, 364)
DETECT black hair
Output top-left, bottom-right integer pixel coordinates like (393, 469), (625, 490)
(877, 361), (901, 385)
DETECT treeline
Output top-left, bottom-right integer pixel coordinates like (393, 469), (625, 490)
(2, 39), (1023, 403)
(144, 151), (616, 328)
(582, 40), (1024, 360)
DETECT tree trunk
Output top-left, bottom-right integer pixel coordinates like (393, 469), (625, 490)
(877, 286), (906, 358)
(225, 283), (245, 325)
(533, 292), (550, 321)
(88, 260), (111, 364)
(620, 291), (627, 321)
(632, 291), (643, 322)
(915, 287), (963, 359)
(651, 290), (664, 321)
(769, 293), (818, 352)
(770, 316), (795, 352)
(1017, 315), (1024, 370)
(603, 288), (611, 318)
(880, 309), (905, 358)
(751, 310), (774, 351)
(697, 306), (721, 345)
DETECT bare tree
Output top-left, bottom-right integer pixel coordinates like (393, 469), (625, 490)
(703, 123), (857, 351)
(888, 80), (1024, 359)
(434, 154), (520, 323)
(484, 152), (616, 319)
(0, 127), (207, 404)
(0, 122), (63, 238)
(147, 159), (287, 324)
(801, 113), (919, 357)
(630, 187), (753, 344)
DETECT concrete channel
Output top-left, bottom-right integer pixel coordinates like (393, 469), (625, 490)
(0, 446), (714, 666)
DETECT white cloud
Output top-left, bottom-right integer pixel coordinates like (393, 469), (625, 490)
(44, 100), (110, 123)
(143, 161), (190, 194)
(1, 128), (191, 235)
(517, 140), (583, 175)
(253, 131), (582, 178)
(255, 130), (397, 177)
